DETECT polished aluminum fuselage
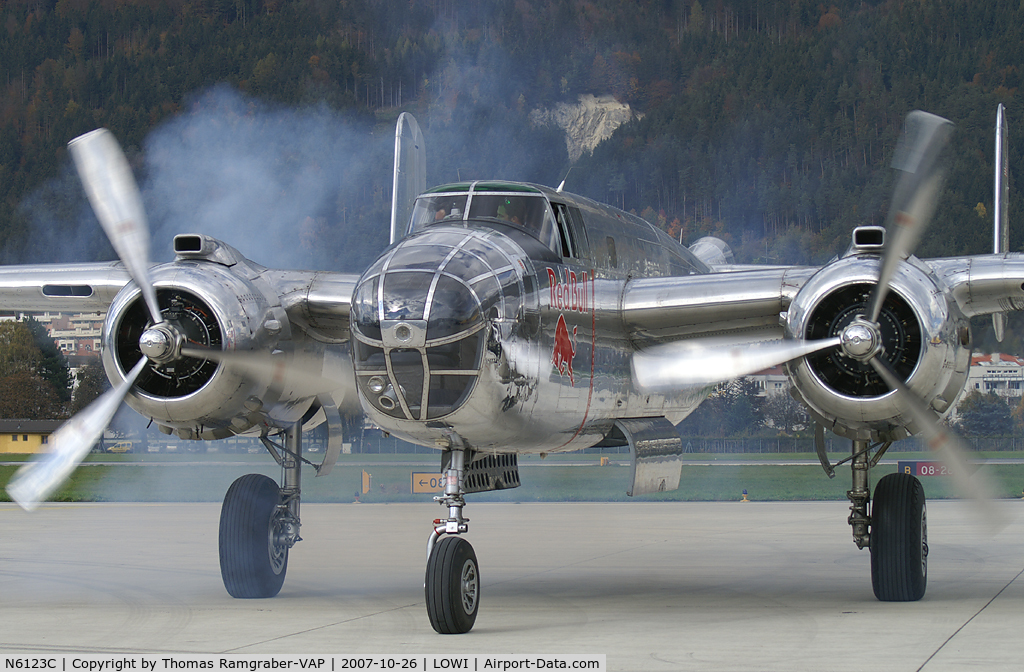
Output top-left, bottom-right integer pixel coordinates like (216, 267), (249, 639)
(357, 250), (711, 454)
(352, 182), (717, 454)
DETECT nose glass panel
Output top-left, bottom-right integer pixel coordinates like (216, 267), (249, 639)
(382, 272), (430, 320)
(352, 228), (525, 421)
(427, 275), (481, 340)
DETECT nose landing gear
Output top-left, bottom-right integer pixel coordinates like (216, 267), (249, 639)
(425, 447), (480, 634)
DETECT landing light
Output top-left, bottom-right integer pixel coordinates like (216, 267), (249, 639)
(367, 376), (386, 395)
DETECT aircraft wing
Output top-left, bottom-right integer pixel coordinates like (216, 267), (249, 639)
(622, 266), (818, 346)
(0, 261), (130, 313)
(625, 252), (1024, 351)
(931, 254), (1024, 317)
(264, 269), (358, 342)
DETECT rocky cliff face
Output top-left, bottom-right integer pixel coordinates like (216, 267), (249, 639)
(530, 94), (641, 163)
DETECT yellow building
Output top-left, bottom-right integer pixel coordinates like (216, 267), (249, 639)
(0, 419), (62, 454)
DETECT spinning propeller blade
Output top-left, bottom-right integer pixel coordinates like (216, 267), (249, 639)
(633, 336), (841, 389)
(6, 357), (149, 511)
(865, 111), (953, 324)
(179, 344), (345, 398)
(870, 357), (1006, 525)
(69, 129), (163, 326)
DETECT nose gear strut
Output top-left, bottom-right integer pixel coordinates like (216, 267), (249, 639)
(424, 445), (480, 634)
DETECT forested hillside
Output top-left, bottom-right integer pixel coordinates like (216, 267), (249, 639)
(2, 1), (1023, 290)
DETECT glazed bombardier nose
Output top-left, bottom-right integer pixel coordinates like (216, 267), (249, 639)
(350, 227), (526, 422)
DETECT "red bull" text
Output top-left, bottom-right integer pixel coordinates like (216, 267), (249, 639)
(548, 268), (590, 314)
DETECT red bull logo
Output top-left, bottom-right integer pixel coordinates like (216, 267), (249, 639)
(548, 267), (590, 314)
(553, 313), (578, 386)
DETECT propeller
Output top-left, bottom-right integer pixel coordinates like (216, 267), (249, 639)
(68, 129), (163, 326)
(635, 112), (954, 391)
(7, 357), (149, 510)
(634, 111), (1002, 509)
(633, 336), (841, 388)
(7, 128), (343, 510)
(7, 129), (170, 510)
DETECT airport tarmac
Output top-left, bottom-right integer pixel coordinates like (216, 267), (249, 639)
(0, 501), (1022, 671)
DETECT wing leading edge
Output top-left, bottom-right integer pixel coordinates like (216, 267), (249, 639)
(0, 261), (130, 313)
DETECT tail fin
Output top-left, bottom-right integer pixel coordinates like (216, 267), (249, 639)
(994, 103), (1009, 255)
(993, 104), (1010, 341)
(390, 113), (426, 244)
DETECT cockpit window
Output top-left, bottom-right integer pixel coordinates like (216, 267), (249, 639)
(409, 186), (560, 255)
(410, 194), (468, 230)
(467, 194), (558, 252)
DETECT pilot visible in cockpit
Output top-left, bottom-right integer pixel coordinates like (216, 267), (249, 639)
(435, 204), (462, 221)
(496, 202), (522, 226)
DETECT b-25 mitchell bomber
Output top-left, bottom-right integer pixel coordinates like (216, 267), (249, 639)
(1, 108), (1020, 634)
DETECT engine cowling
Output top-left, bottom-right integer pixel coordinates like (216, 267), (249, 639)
(784, 253), (972, 442)
(100, 258), (301, 440)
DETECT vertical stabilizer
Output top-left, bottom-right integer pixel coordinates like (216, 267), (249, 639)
(994, 104), (1010, 254)
(993, 104), (1010, 341)
(390, 113), (426, 244)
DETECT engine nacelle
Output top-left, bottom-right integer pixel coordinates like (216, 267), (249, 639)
(100, 238), (315, 440)
(784, 254), (971, 442)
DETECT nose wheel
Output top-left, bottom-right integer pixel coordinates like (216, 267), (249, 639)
(425, 536), (479, 634)
(425, 446), (479, 633)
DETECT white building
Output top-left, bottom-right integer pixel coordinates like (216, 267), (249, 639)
(747, 364), (789, 396)
(1, 311), (104, 358)
(751, 353), (1024, 420)
(952, 353), (1024, 416)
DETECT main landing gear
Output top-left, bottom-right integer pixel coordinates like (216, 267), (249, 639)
(425, 448), (480, 634)
(825, 438), (928, 601)
(219, 423), (304, 598)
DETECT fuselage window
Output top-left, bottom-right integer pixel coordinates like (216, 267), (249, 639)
(551, 203), (578, 258)
(606, 236), (618, 268)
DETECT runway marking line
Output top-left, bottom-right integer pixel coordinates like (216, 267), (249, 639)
(915, 563), (1024, 671)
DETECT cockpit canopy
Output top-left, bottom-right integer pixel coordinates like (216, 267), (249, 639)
(409, 183), (559, 255)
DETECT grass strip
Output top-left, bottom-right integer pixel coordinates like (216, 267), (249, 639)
(2, 459), (1022, 504)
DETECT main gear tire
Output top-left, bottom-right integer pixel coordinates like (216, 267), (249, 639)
(219, 473), (288, 598)
(871, 472), (927, 601)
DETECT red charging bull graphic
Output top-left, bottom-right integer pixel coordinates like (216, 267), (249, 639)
(548, 266), (594, 387)
(553, 313), (578, 386)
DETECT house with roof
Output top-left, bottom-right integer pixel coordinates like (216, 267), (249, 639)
(0, 419), (63, 454)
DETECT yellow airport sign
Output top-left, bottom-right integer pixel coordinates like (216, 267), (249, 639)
(411, 472), (444, 493)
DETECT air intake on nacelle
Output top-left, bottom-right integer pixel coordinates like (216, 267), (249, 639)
(852, 226), (885, 251)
